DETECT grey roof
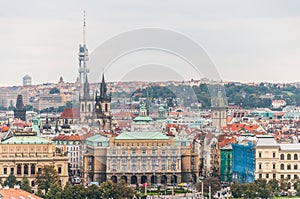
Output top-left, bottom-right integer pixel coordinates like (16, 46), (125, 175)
(279, 144), (300, 151)
(115, 131), (170, 140)
(256, 135), (278, 147)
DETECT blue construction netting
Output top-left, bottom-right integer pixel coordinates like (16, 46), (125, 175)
(232, 142), (255, 183)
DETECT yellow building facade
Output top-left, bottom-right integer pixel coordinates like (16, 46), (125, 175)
(0, 123), (68, 191)
(255, 135), (300, 181)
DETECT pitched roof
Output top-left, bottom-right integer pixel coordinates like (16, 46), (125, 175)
(256, 135), (278, 147)
(115, 131), (170, 140)
(86, 134), (109, 143)
(2, 135), (50, 144)
(52, 134), (81, 141)
(60, 108), (80, 119)
(0, 188), (42, 199)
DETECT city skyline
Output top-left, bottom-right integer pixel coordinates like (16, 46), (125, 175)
(0, 1), (300, 86)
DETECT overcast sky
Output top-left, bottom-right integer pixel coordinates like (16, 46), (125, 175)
(0, 0), (300, 86)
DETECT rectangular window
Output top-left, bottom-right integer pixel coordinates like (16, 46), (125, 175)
(132, 158), (137, 163)
(142, 164), (146, 171)
(162, 149), (165, 155)
(112, 149), (116, 155)
(132, 165), (136, 171)
(162, 165), (166, 171)
(273, 173), (276, 179)
(132, 149), (136, 155)
(122, 149), (126, 155)
(152, 150), (156, 155)
(142, 149), (146, 154)
(10, 168), (14, 175)
(273, 152), (276, 158)
(266, 173), (269, 179)
(259, 174), (262, 179)
(281, 175), (284, 179)
(259, 152), (262, 158)
(58, 166), (62, 174)
(3, 168), (7, 175)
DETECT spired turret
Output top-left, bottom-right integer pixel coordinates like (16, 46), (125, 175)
(95, 74), (112, 131)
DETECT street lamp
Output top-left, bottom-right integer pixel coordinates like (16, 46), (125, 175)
(199, 177), (204, 199)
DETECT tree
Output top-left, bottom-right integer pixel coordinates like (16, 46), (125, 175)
(114, 179), (135, 198)
(36, 165), (60, 194)
(268, 179), (280, 197)
(46, 183), (63, 199)
(4, 174), (17, 188)
(255, 179), (270, 199)
(196, 176), (221, 195)
(86, 185), (101, 199)
(99, 180), (134, 199)
(62, 183), (87, 199)
(20, 176), (32, 193)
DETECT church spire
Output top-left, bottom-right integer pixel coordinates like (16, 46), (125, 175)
(100, 73), (108, 100)
(83, 73), (90, 100)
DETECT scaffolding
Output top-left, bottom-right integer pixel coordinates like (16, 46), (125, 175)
(232, 142), (255, 183)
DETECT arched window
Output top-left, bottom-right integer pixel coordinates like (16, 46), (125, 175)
(280, 164), (284, 170)
(31, 181), (35, 186)
(31, 164), (36, 175)
(295, 154), (298, 160)
(273, 163), (276, 169)
(24, 164), (28, 175)
(295, 164), (298, 170)
(105, 104), (108, 112)
(17, 164), (22, 175)
(280, 154), (284, 160)
(287, 164), (291, 170)
(287, 154), (291, 160)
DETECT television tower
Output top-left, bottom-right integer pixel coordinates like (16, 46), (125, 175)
(78, 11), (89, 84)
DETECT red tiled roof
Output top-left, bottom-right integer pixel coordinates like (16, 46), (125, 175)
(0, 126), (9, 132)
(218, 137), (236, 148)
(117, 120), (132, 128)
(52, 134), (81, 141)
(0, 188), (42, 199)
(113, 111), (134, 118)
(224, 123), (260, 132)
(60, 108), (80, 119)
